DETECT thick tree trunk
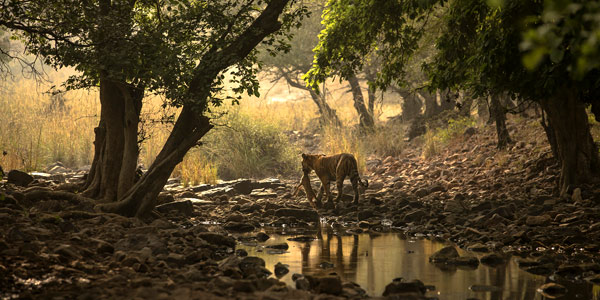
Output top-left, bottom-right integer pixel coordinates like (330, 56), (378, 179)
(83, 78), (143, 202)
(99, 0), (290, 218)
(83, 120), (105, 192)
(117, 84), (143, 198)
(540, 90), (600, 196)
(489, 94), (512, 149)
(347, 74), (375, 129)
(101, 108), (212, 218)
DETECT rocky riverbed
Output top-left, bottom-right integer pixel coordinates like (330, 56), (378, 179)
(1, 119), (600, 299)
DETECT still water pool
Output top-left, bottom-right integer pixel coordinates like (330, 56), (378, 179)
(236, 226), (600, 299)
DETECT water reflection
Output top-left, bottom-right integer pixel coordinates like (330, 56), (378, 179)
(237, 226), (599, 299)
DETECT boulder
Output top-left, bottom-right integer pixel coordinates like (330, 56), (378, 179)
(7, 170), (33, 187)
(429, 246), (459, 263)
(526, 215), (552, 226)
(156, 200), (194, 216)
(382, 279), (427, 298)
(197, 233), (236, 248)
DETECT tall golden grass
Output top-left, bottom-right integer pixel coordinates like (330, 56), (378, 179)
(1, 68), (405, 183)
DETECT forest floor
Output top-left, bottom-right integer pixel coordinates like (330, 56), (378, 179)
(1, 116), (600, 299)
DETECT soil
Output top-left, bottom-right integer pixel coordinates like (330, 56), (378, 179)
(1, 118), (600, 299)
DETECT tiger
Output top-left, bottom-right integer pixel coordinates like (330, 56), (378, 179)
(300, 153), (368, 207)
(292, 170), (321, 208)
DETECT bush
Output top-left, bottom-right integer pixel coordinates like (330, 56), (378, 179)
(366, 124), (405, 158)
(434, 116), (476, 144)
(198, 112), (300, 180)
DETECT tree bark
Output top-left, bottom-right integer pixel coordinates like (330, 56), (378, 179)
(422, 90), (440, 118)
(100, 108), (212, 217)
(401, 94), (422, 122)
(83, 78), (143, 202)
(278, 67), (341, 127)
(540, 90), (600, 196)
(367, 87), (376, 117)
(101, 0), (291, 218)
(347, 73), (375, 129)
(308, 89), (342, 127)
(489, 94), (512, 149)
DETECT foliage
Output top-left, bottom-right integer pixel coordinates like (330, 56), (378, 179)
(435, 116), (476, 144)
(521, 1), (600, 79)
(366, 125), (405, 158)
(199, 112), (300, 180)
(0, 0), (307, 111)
(304, 0), (441, 92)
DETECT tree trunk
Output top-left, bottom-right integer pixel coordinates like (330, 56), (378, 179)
(540, 90), (600, 196)
(440, 89), (456, 111)
(278, 67), (341, 127)
(476, 97), (489, 123)
(347, 74), (375, 129)
(308, 89), (341, 127)
(83, 78), (143, 202)
(489, 94), (512, 149)
(422, 91), (440, 117)
(100, 107), (212, 218)
(367, 87), (376, 117)
(401, 94), (422, 122)
(100, 0), (291, 218)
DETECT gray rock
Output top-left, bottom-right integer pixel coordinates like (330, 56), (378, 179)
(526, 215), (552, 226)
(274, 262), (289, 277)
(357, 209), (375, 221)
(256, 232), (270, 242)
(429, 246), (459, 263)
(382, 279), (426, 297)
(315, 276), (342, 295)
(266, 243), (289, 250)
(404, 210), (427, 222)
(250, 188), (278, 198)
(231, 179), (253, 195)
(223, 222), (255, 232)
(480, 253), (506, 266)
(198, 233), (236, 248)
(7, 170), (33, 187)
(156, 200), (194, 216)
(198, 186), (235, 198)
(537, 283), (567, 298)
(274, 208), (319, 222)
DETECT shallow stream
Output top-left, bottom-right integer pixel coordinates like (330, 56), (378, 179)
(237, 226), (600, 299)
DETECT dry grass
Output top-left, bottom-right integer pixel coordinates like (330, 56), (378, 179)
(1, 67), (407, 183)
(0, 75), (98, 171)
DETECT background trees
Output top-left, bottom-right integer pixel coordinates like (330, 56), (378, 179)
(306, 0), (600, 196)
(1, 0), (305, 217)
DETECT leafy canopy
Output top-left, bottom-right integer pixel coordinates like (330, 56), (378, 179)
(1, 0), (306, 111)
(304, 0), (441, 92)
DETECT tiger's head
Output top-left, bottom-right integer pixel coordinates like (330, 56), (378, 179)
(301, 153), (323, 173)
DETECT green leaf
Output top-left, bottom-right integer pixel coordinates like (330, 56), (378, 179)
(549, 48), (564, 63)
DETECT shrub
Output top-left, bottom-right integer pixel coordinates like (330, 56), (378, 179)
(198, 112), (300, 180)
